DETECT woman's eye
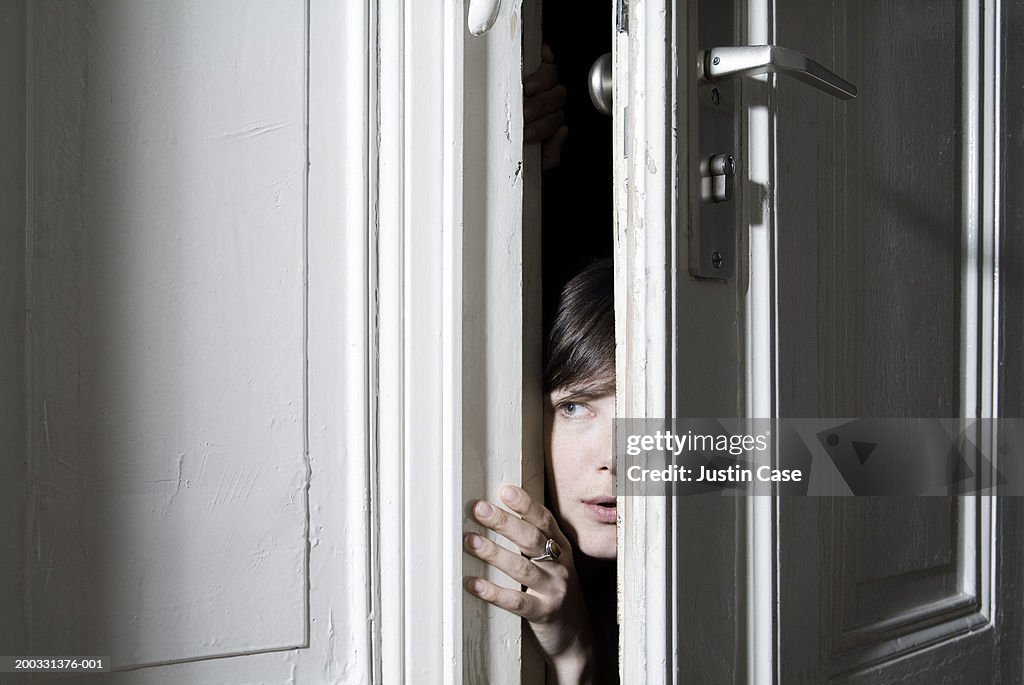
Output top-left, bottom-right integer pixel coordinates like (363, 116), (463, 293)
(558, 402), (588, 418)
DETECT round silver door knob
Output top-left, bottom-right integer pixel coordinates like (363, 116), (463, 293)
(588, 52), (613, 116)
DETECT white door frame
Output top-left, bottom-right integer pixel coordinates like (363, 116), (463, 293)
(615, 1), (756, 682)
(613, 0), (674, 680)
(367, 0), (543, 682)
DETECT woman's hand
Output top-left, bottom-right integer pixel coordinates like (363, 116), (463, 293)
(464, 484), (595, 684)
(523, 43), (569, 170)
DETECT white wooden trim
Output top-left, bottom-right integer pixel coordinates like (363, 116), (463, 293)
(959, 0), (983, 617)
(616, 0), (672, 681)
(961, 0), (981, 423)
(370, 1), (469, 682)
(461, 0), (545, 680)
(982, 0), (1001, 622)
(370, 0), (406, 678)
(743, 0), (779, 681)
(973, 0), (1000, 623)
(306, 0), (375, 679)
(519, 16), (547, 685)
(957, 0), (999, 631)
(442, 2), (466, 681)
(369, 0), (537, 682)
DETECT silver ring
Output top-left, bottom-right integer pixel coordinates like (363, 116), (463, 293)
(530, 539), (561, 563)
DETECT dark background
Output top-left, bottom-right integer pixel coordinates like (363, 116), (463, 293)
(540, 4), (614, 339)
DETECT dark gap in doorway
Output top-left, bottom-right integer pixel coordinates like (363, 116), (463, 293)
(541, 4), (614, 342)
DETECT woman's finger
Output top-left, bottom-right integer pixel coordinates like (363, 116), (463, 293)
(542, 125), (568, 170)
(464, 533), (558, 590)
(499, 485), (570, 549)
(524, 83), (568, 125)
(471, 499), (549, 556)
(524, 109), (566, 146)
(465, 576), (545, 621)
(523, 61), (558, 97)
(541, 42), (555, 64)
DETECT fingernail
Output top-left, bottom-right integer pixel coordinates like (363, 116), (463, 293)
(475, 500), (494, 518)
(465, 533), (484, 550)
(501, 486), (520, 504)
(470, 579), (486, 594)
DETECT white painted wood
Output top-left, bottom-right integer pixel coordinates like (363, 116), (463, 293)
(27, 0), (308, 667)
(444, 4), (470, 682)
(0, 1), (27, 675)
(9, 0), (599, 682)
(20, 1), (374, 682)
(619, 0), (756, 682)
(370, 0), (540, 682)
(371, 1), (470, 682)
(519, 6), (548, 681)
(300, 0), (377, 678)
(742, 1), (776, 682)
(615, 0), (672, 682)
(10, 0), (543, 681)
(371, 1), (410, 680)
(461, 0), (545, 681)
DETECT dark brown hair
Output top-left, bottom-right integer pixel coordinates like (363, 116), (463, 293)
(542, 258), (615, 395)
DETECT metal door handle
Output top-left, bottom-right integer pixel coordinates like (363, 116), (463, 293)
(700, 46), (857, 100)
(588, 52), (613, 116)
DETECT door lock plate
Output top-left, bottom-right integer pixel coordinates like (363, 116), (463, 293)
(689, 0), (738, 281)
(689, 98), (738, 280)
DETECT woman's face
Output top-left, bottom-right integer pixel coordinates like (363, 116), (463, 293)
(545, 387), (616, 559)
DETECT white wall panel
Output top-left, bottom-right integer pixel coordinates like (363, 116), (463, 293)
(26, 0), (309, 668)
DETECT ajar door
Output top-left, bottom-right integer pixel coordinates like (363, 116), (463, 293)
(616, 0), (1024, 682)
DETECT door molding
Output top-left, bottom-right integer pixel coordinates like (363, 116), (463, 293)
(369, 0), (541, 682)
(615, 0), (688, 681)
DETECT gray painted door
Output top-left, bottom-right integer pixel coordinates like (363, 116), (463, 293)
(673, 0), (1024, 682)
(770, 1), (1023, 682)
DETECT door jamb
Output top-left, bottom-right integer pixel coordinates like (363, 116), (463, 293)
(614, 0), (675, 681)
(369, 0), (544, 682)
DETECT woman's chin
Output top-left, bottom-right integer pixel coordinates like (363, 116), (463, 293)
(576, 533), (617, 560)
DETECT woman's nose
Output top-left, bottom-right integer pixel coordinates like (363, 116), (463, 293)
(599, 418), (615, 473)
(599, 451), (615, 474)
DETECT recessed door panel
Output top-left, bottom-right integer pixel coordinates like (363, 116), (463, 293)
(27, 0), (309, 669)
(775, 0), (962, 420)
(772, 0), (1009, 681)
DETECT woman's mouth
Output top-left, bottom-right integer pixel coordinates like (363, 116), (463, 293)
(583, 496), (617, 524)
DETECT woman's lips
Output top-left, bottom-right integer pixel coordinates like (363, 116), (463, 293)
(583, 497), (617, 524)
